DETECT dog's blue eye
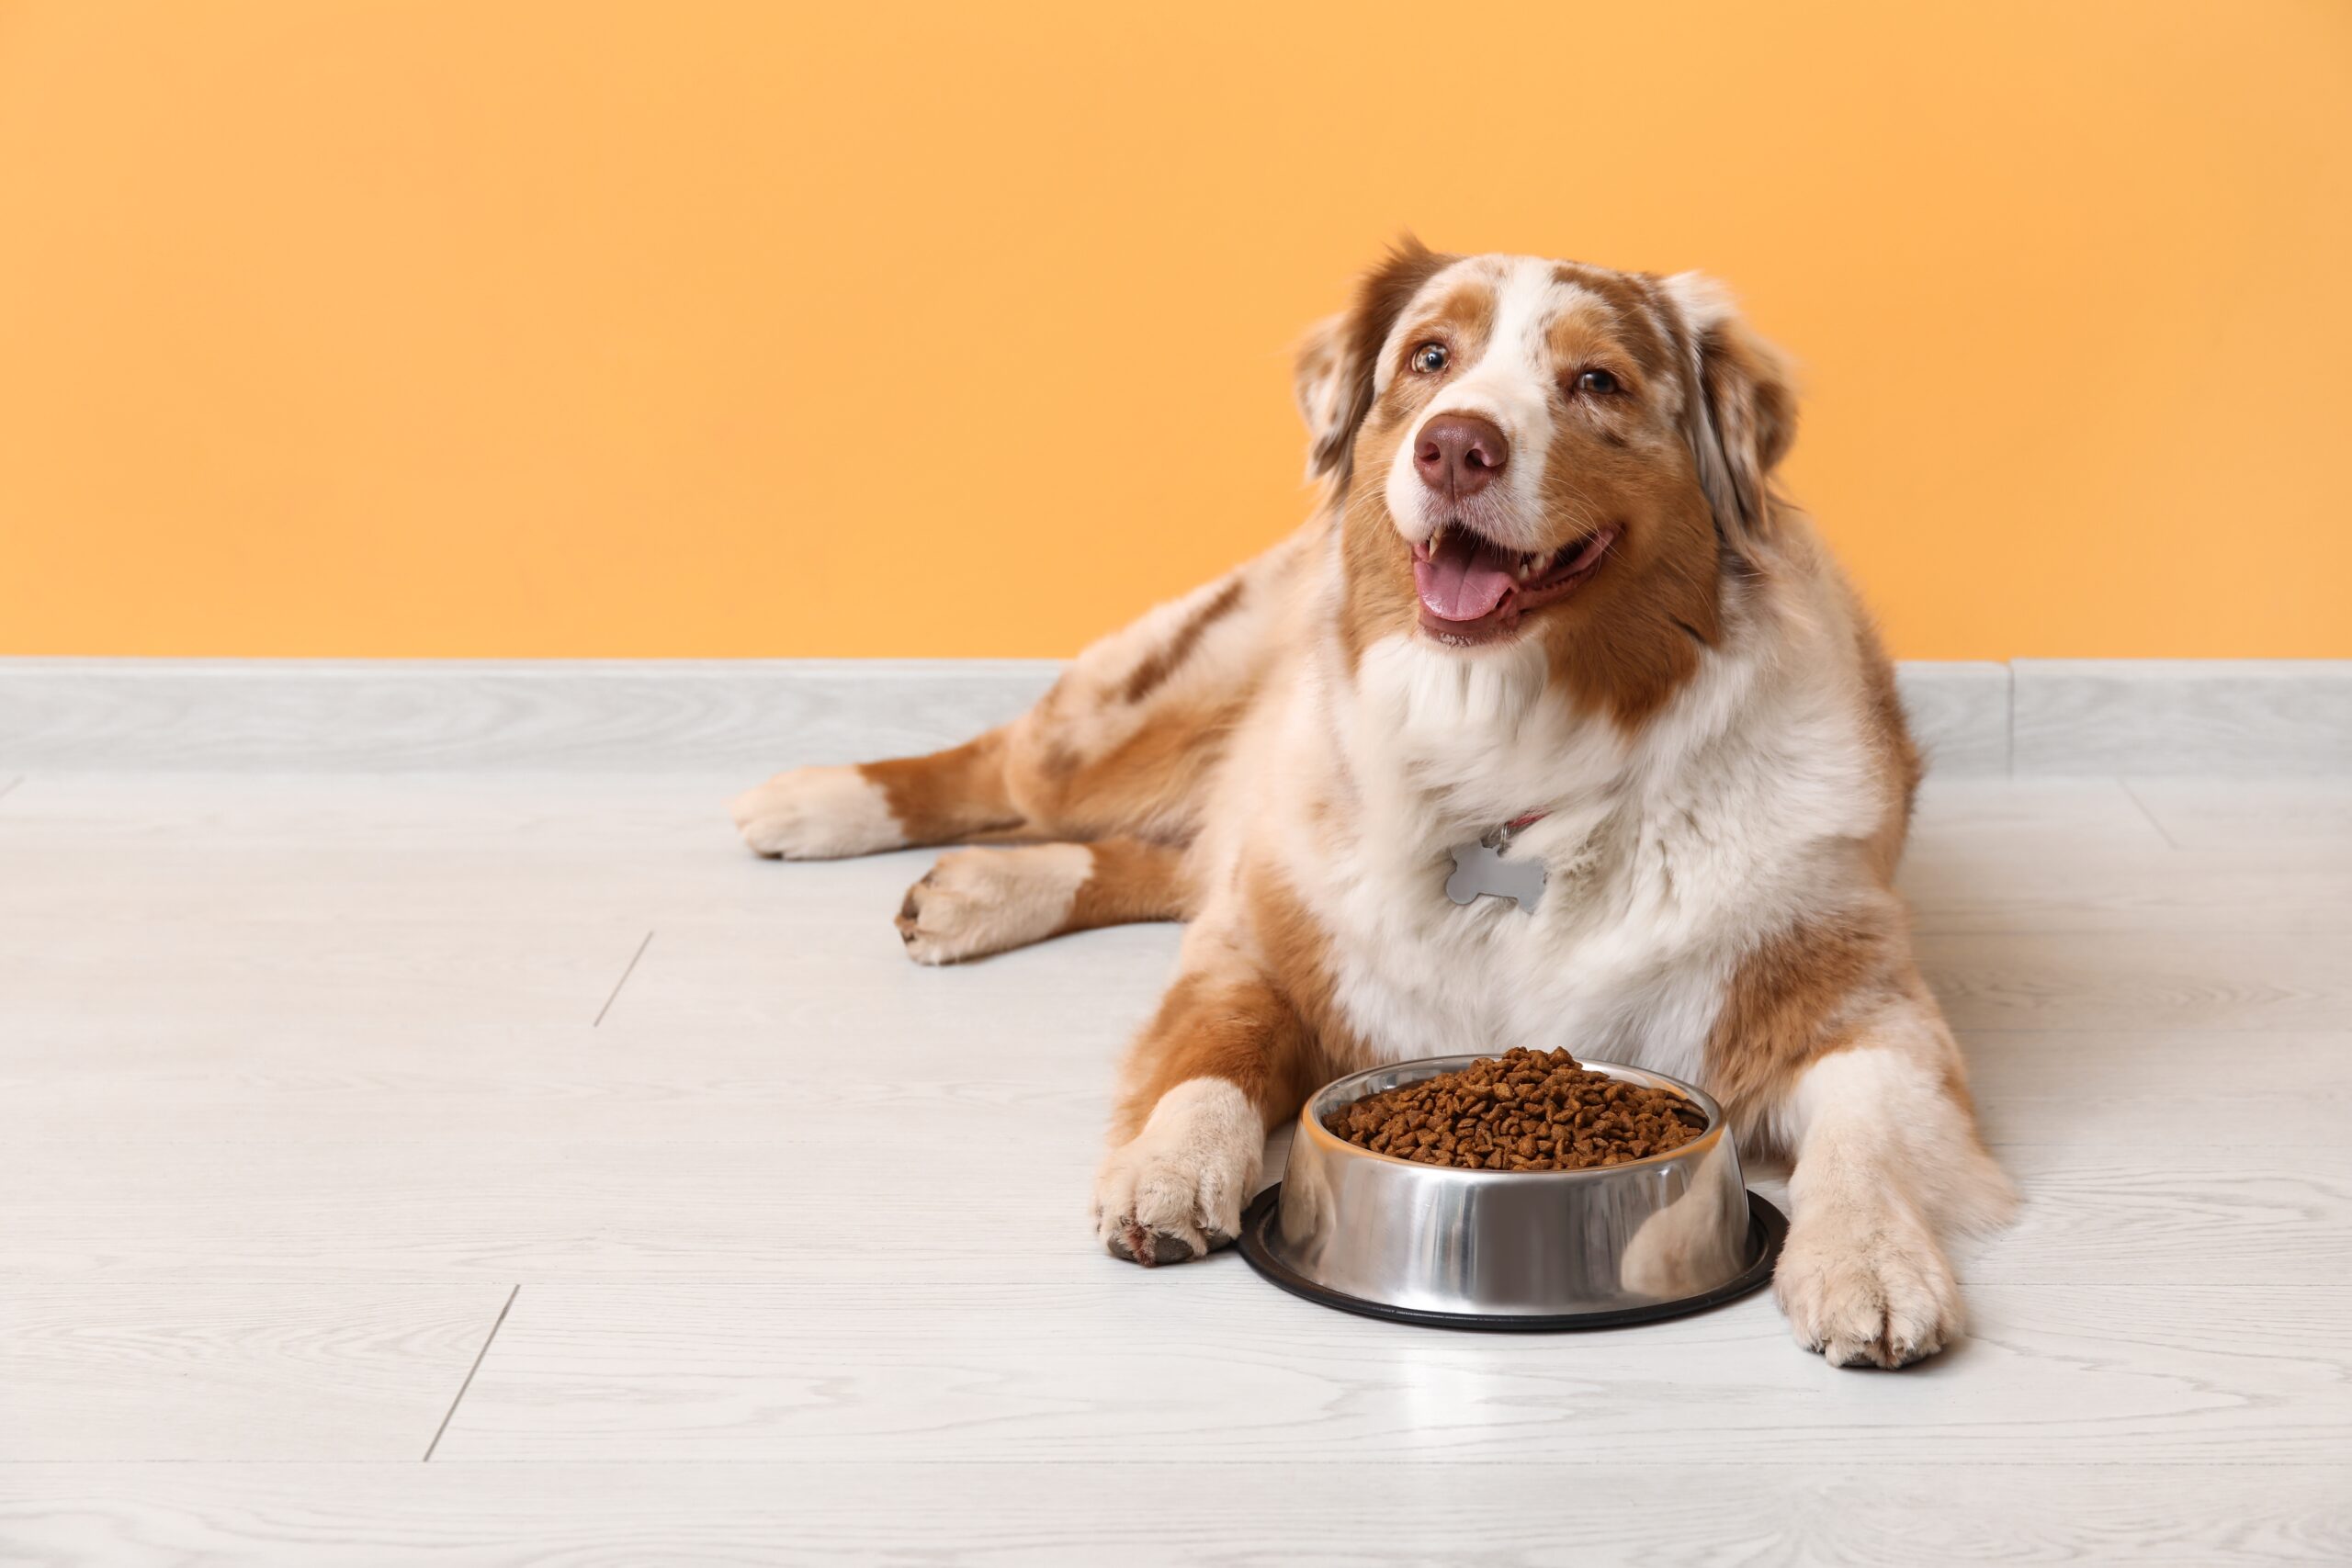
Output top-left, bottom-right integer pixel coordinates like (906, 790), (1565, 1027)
(1576, 368), (1620, 395)
(1411, 344), (1448, 374)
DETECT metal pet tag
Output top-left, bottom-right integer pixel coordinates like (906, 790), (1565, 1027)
(1444, 821), (1544, 914)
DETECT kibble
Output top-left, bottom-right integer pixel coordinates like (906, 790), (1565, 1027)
(1323, 1047), (1706, 1170)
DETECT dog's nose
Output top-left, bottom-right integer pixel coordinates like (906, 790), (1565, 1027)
(1415, 412), (1510, 499)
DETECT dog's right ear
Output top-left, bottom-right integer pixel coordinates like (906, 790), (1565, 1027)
(1291, 312), (1352, 482)
(1295, 236), (1453, 490)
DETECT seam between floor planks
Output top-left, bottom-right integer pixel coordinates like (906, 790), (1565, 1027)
(421, 1286), (519, 1463)
(592, 931), (654, 1028)
(2116, 776), (2184, 848)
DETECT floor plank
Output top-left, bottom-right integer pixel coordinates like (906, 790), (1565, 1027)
(1911, 777), (2174, 853)
(2123, 777), (2352, 854)
(7, 1018), (2346, 1144)
(1916, 930), (2352, 1031)
(430, 1280), (2351, 1465)
(6, 1461), (2349, 1567)
(0, 917), (654, 1032)
(1899, 843), (2352, 934)
(1965, 1031), (2352, 1144)
(2, 1075), (2341, 1280)
(0, 1281), (513, 1461)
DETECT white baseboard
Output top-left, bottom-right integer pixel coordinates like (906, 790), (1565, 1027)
(0, 659), (1058, 775)
(0, 658), (2342, 775)
(2011, 659), (2352, 773)
(1889, 661), (2010, 776)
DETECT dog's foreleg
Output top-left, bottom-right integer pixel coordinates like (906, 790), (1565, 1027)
(1091, 924), (1321, 1266)
(1771, 1002), (2016, 1367)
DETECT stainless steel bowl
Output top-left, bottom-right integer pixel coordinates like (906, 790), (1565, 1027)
(1238, 1055), (1783, 1329)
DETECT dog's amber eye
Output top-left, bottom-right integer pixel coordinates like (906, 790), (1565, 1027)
(1575, 368), (1620, 395)
(1411, 343), (1448, 374)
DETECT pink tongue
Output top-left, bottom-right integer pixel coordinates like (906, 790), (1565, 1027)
(1414, 535), (1517, 622)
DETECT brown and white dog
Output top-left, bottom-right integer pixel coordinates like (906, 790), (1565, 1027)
(731, 241), (2015, 1368)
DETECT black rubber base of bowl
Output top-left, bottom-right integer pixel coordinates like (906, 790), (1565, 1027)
(1237, 1184), (1787, 1333)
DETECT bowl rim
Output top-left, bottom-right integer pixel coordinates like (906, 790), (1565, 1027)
(1299, 1053), (1727, 1179)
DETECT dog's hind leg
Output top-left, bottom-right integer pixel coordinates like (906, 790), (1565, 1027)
(732, 525), (1312, 861)
(730, 729), (1024, 860)
(895, 836), (1190, 964)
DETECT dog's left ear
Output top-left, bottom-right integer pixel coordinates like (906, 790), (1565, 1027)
(1295, 236), (1455, 491)
(1665, 273), (1798, 557)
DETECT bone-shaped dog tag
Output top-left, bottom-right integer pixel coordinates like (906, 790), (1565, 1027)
(1445, 840), (1544, 913)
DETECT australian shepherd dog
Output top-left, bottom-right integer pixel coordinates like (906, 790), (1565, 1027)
(733, 242), (2014, 1367)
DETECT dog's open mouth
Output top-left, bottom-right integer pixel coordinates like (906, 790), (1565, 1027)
(1411, 522), (1617, 645)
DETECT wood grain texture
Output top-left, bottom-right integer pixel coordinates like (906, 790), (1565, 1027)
(3, 1462), (2345, 1567)
(0, 1282), (513, 1461)
(2122, 777), (2352, 854)
(6, 1022), (2342, 1155)
(0, 915), (654, 1031)
(1964, 1031), (2352, 1144)
(1901, 846), (2352, 934)
(0, 771), (782, 927)
(2013, 659), (2352, 773)
(1916, 929), (2352, 1032)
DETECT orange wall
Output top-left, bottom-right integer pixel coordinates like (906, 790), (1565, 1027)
(3, 1), (2347, 659)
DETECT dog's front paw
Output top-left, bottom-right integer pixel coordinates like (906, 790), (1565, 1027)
(1092, 1078), (1262, 1267)
(1774, 1205), (1962, 1369)
(729, 765), (901, 859)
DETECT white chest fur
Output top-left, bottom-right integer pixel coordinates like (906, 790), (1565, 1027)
(1293, 633), (1880, 1086)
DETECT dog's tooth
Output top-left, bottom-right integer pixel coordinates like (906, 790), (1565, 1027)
(1430, 522), (1447, 554)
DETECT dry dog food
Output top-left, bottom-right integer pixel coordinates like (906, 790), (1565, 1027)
(1324, 1047), (1706, 1170)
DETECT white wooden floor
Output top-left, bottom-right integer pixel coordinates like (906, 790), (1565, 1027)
(2, 767), (2348, 1564)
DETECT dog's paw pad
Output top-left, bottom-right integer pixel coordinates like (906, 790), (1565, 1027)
(1106, 1225), (1204, 1268)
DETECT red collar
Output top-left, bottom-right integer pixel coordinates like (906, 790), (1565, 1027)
(1478, 811), (1548, 852)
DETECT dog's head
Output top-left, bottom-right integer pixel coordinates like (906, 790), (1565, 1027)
(1297, 240), (1796, 717)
